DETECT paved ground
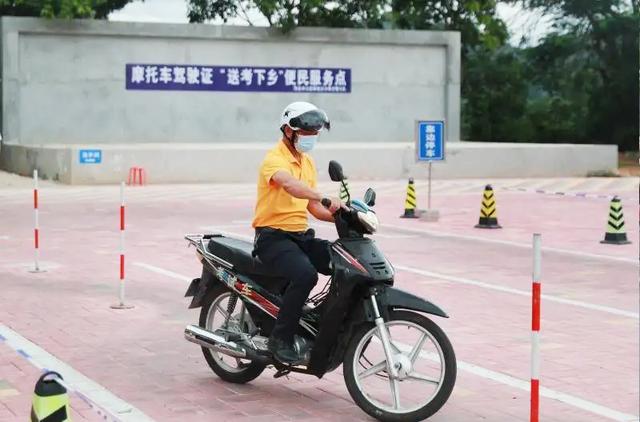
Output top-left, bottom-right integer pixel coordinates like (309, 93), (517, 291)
(1, 175), (638, 421)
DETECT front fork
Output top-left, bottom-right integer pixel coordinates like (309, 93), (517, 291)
(369, 294), (399, 378)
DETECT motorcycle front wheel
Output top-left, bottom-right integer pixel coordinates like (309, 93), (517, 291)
(343, 310), (456, 422)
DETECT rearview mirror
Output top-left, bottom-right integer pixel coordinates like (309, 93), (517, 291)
(328, 160), (345, 182)
(364, 188), (376, 207)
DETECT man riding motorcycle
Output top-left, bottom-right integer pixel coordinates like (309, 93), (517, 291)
(252, 101), (344, 365)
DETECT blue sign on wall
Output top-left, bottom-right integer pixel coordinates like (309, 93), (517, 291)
(79, 149), (102, 164)
(126, 64), (351, 93)
(417, 121), (445, 161)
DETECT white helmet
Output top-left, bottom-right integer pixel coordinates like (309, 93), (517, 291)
(280, 101), (330, 132)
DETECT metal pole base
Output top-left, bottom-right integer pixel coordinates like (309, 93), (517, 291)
(421, 209), (440, 222)
(110, 303), (135, 310)
(28, 268), (46, 273)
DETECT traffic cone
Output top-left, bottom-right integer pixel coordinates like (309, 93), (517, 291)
(31, 371), (72, 422)
(475, 185), (502, 229)
(339, 180), (350, 202)
(600, 196), (631, 244)
(400, 178), (419, 218)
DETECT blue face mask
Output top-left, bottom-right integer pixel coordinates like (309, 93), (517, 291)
(294, 134), (318, 153)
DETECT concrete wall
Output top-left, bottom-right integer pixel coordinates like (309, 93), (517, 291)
(0, 17), (461, 146)
(0, 141), (617, 184)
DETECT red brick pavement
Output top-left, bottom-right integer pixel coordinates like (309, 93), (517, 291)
(1, 180), (637, 421)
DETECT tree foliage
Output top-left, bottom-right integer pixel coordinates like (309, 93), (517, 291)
(511, 0), (639, 150)
(0, 0), (134, 19)
(188, 0), (508, 50)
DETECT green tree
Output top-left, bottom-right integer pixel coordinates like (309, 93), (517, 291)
(0, 0), (136, 19)
(187, 0), (508, 48)
(462, 45), (531, 142)
(510, 0), (639, 150)
(389, 0), (508, 51)
(187, 0), (387, 32)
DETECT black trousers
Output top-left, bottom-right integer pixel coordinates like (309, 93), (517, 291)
(253, 227), (331, 343)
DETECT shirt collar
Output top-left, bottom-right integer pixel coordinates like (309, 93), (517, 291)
(278, 139), (302, 164)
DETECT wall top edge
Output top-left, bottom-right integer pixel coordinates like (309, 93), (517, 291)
(0, 16), (460, 46)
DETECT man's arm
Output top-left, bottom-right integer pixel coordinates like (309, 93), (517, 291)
(308, 200), (334, 222)
(271, 170), (323, 202)
(271, 170), (342, 214)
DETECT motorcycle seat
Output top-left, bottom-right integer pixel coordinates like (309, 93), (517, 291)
(207, 236), (280, 279)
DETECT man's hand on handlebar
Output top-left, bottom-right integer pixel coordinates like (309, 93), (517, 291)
(321, 197), (348, 214)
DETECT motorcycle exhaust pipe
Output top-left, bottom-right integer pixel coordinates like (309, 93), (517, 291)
(184, 325), (271, 364)
(184, 324), (248, 358)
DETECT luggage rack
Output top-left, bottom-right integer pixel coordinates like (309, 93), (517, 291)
(184, 233), (234, 269)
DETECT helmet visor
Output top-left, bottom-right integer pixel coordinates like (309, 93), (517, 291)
(289, 109), (330, 132)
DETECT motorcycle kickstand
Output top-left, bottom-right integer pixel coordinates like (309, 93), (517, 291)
(273, 368), (291, 379)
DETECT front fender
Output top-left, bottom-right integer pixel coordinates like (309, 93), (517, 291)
(383, 287), (449, 318)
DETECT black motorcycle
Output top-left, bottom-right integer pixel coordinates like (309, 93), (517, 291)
(184, 161), (456, 421)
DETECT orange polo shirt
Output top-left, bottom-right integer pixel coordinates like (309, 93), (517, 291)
(252, 140), (317, 232)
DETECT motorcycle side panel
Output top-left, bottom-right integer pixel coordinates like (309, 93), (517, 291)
(338, 238), (394, 282)
(383, 287), (449, 318)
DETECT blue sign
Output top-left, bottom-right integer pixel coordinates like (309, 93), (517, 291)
(79, 149), (102, 164)
(126, 64), (351, 93)
(417, 121), (445, 161)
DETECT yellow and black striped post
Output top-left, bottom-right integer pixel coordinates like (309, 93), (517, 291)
(339, 180), (350, 202)
(400, 178), (419, 218)
(600, 196), (631, 244)
(475, 184), (502, 229)
(31, 372), (71, 422)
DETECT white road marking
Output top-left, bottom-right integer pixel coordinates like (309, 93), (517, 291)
(390, 340), (639, 422)
(135, 259), (639, 421)
(382, 223), (637, 265)
(373, 233), (420, 239)
(0, 235), (9, 240)
(133, 262), (191, 282)
(198, 228), (254, 241)
(0, 324), (155, 422)
(2, 261), (61, 271)
(394, 265), (639, 320)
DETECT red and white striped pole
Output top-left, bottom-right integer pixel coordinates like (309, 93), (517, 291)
(530, 233), (542, 422)
(112, 182), (133, 309)
(30, 169), (44, 273)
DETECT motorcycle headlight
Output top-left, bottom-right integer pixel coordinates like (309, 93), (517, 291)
(357, 210), (379, 234)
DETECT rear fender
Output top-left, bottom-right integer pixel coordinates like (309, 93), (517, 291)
(185, 268), (217, 309)
(383, 287), (449, 318)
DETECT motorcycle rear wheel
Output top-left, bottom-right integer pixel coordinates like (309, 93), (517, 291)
(199, 285), (266, 384)
(343, 310), (456, 421)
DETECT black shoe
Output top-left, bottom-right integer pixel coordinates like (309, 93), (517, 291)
(267, 336), (304, 365)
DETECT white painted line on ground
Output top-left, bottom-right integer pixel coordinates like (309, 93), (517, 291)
(373, 233), (420, 239)
(135, 259), (638, 421)
(2, 261), (61, 270)
(395, 265), (639, 320)
(199, 224), (254, 233)
(199, 228), (254, 242)
(0, 235), (9, 240)
(0, 324), (155, 422)
(133, 262), (191, 282)
(391, 340), (639, 422)
(382, 223), (637, 265)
